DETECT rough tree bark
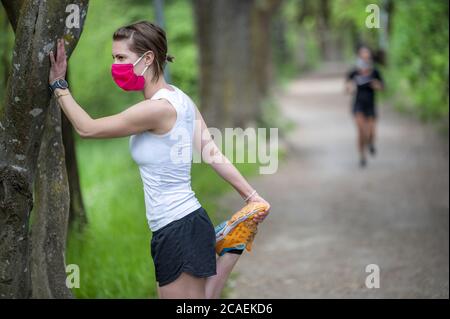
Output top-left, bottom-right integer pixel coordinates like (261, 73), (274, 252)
(0, 0), (89, 298)
(2, 0), (89, 230)
(57, 66), (87, 230)
(193, 0), (282, 129)
(62, 98), (88, 230)
(30, 98), (72, 298)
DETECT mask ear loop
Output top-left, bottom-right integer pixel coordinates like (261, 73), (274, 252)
(134, 51), (151, 75)
(140, 64), (150, 76)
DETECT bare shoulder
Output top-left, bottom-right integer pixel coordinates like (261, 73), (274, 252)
(127, 98), (176, 120)
(138, 98), (177, 133)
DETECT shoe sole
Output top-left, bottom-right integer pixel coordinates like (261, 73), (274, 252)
(215, 204), (268, 242)
(216, 221), (258, 255)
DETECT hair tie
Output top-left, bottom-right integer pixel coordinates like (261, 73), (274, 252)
(166, 54), (175, 63)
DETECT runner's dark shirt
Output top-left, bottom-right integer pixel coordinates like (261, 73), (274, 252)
(347, 68), (383, 108)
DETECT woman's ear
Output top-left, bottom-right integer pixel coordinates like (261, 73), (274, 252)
(145, 50), (155, 67)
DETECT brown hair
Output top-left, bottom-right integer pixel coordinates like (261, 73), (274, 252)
(113, 21), (174, 82)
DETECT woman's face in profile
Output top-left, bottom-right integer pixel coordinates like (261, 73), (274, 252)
(112, 40), (138, 64)
(112, 40), (150, 76)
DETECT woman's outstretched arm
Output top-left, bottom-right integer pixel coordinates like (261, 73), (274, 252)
(49, 38), (169, 139)
(52, 89), (169, 139)
(193, 104), (271, 221)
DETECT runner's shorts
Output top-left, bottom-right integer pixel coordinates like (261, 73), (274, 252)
(150, 206), (217, 287)
(352, 102), (377, 119)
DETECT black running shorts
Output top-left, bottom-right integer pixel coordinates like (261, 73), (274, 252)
(150, 206), (217, 287)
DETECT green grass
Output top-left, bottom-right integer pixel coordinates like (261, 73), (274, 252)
(66, 137), (154, 298)
(66, 134), (278, 298)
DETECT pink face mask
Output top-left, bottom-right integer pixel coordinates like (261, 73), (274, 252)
(111, 53), (150, 91)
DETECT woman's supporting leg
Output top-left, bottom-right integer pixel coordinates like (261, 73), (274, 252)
(355, 113), (368, 162)
(156, 255), (241, 299)
(205, 253), (241, 299)
(158, 272), (207, 299)
(367, 117), (377, 151)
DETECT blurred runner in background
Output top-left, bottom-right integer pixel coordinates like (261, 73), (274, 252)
(346, 46), (384, 168)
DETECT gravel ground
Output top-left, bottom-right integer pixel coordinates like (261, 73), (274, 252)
(219, 65), (449, 299)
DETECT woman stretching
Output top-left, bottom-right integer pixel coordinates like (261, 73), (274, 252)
(48, 20), (271, 299)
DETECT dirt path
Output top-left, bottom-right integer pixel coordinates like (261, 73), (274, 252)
(219, 64), (449, 298)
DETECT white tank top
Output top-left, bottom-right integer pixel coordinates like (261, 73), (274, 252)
(129, 84), (201, 232)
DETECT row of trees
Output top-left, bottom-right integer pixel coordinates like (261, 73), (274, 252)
(1, 0), (447, 299)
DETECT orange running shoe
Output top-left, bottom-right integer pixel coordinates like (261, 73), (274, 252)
(215, 202), (269, 256)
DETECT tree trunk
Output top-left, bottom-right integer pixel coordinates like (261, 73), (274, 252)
(193, 0), (282, 129)
(316, 0), (334, 61)
(193, 0), (253, 129)
(62, 102), (88, 230)
(153, 0), (172, 83)
(30, 98), (73, 299)
(63, 67), (87, 230)
(271, 12), (291, 72)
(0, 0), (23, 31)
(251, 0), (283, 102)
(0, 0), (89, 298)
